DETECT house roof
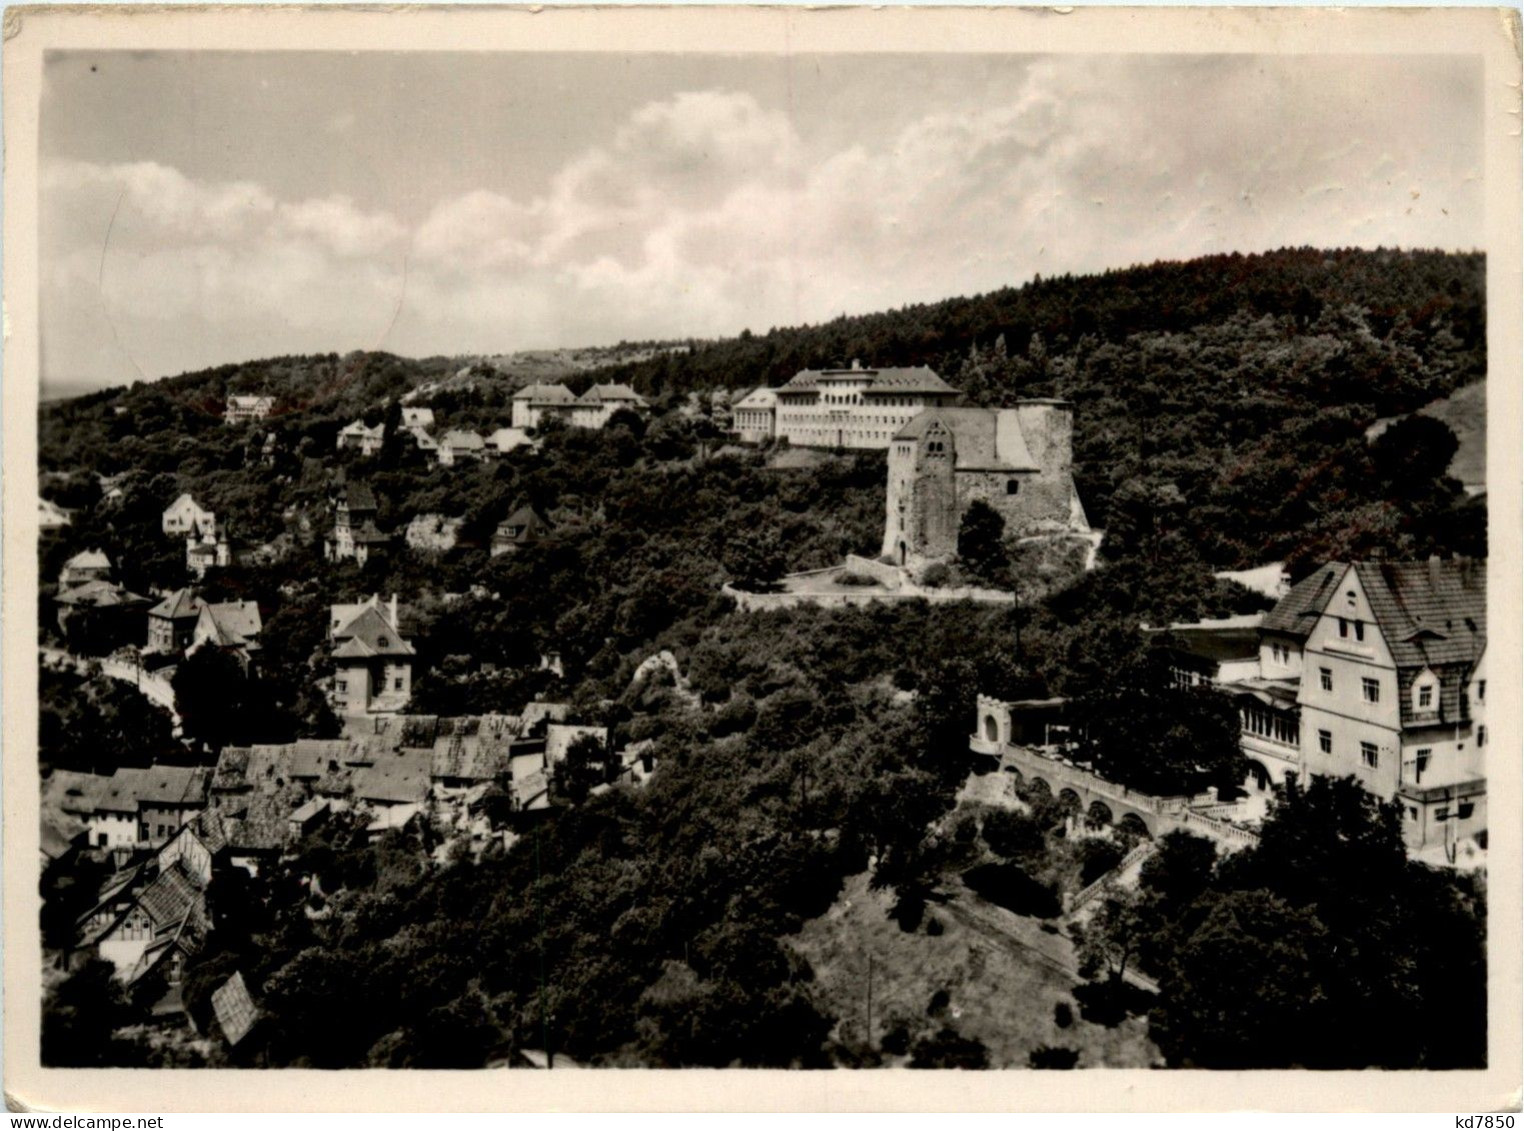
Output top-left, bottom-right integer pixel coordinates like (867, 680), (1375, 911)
(349, 520), (393, 546)
(212, 971), (260, 1046)
(137, 864), (207, 930)
(401, 407), (435, 426)
(43, 770), (108, 817)
(134, 765), (211, 808)
(782, 366), (956, 397)
(734, 387), (777, 410)
(1261, 564), (1345, 640)
(41, 811), (85, 859)
(352, 748), (432, 804)
(891, 407), (1040, 472)
(496, 505), (549, 541)
(441, 429), (485, 449)
(289, 797), (329, 824)
(577, 383), (644, 404)
(56, 580), (149, 608)
(63, 549), (112, 571)
(289, 739), (353, 779)
(1352, 560), (1486, 670)
(95, 768), (148, 814)
(150, 588), (205, 621)
(513, 383), (576, 403)
(198, 601), (263, 648)
(408, 426), (439, 450)
(332, 606), (416, 659)
(340, 419), (385, 437)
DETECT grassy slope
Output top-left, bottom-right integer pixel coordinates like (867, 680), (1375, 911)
(1368, 379), (1486, 491)
(787, 870), (1159, 1069)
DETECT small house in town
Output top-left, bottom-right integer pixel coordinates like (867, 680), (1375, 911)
(437, 429), (486, 467)
(486, 427), (536, 455)
(188, 600), (264, 667)
(490, 505), (551, 556)
(59, 548), (113, 587)
(401, 407), (435, 430)
(330, 598), (416, 717)
(224, 395), (275, 425)
(162, 494), (216, 538)
(147, 588), (206, 653)
(336, 419), (386, 456)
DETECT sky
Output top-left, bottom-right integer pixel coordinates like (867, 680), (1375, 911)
(39, 51), (1483, 394)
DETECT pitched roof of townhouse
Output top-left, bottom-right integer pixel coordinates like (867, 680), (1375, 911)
(40, 498), (73, 527)
(332, 605), (416, 659)
(577, 383), (644, 404)
(212, 971), (260, 1046)
(136, 864), (207, 930)
(228, 394), (272, 407)
(95, 768), (149, 814)
(1261, 563), (1346, 640)
(431, 726), (520, 782)
(1352, 560), (1487, 670)
(486, 427), (533, 447)
(513, 383), (576, 403)
(41, 810), (86, 859)
(290, 739), (354, 779)
(56, 580), (149, 608)
(165, 492), (209, 515)
(340, 419), (385, 437)
(43, 770), (107, 817)
(352, 748), (433, 804)
(783, 366), (956, 396)
(198, 601), (263, 648)
(150, 587), (205, 620)
(407, 426), (439, 449)
(63, 549), (112, 571)
(134, 765), (211, 808)
(441, 428), (485, 449)
(401, 407), (435, 427)
(891, 407), (1041, 472)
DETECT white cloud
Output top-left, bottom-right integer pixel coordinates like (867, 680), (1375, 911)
(41, 58), (1483, 389)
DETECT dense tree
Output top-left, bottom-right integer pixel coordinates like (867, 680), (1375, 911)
(956, 500), (1008, 585)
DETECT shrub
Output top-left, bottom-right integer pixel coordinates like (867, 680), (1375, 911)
(963, 862), (1062, 919)
(909, 1027), (989, 1069)
(880, 1023), (911, 1057)
(982, 809), (1047, 862)
(920, 562), (952, 588)
(1029, 1044), (1079, 1069)
(836, 571), (880, 588)
(1077, 840), (1125, 888)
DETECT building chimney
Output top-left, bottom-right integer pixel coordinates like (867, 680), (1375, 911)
(389, 593), (399, 630)
(1428, 554), (1443, 591)
(851, 359), (861, 370)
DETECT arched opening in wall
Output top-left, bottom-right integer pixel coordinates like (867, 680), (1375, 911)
(1028, 777), (1051, 799)
(1087, 801), (1113, 828)
(1118, 813), (1151, 839)
(1057, 788), (1082, 814)
(1006, 479), (1020, 495)
(983, 715), (1000, 743)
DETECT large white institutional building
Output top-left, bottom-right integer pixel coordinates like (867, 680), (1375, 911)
(739, 362), (962, 450)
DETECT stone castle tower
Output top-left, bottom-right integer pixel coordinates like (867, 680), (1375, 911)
(881, 400), (1089, 570)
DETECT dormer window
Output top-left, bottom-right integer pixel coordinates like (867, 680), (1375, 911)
(1417, 684), (1433, 710)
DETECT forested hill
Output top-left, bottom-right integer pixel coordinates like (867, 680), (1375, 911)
(41, 246), (1485, 574)
(581, 247), (1485, 401)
